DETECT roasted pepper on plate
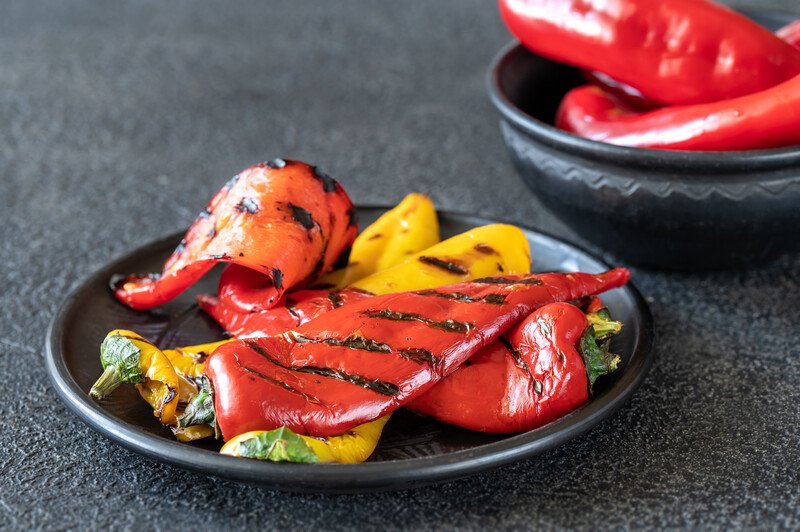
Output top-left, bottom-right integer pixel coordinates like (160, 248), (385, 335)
(205, 268), (630, 439)
(112, 160), (356, 311)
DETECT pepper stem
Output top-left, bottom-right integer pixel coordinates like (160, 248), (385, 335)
(90, 366), (122, 399)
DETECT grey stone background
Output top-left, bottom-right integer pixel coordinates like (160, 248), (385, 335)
(1, 0), (798, 529)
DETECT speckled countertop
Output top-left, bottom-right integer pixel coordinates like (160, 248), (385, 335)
(1, 0), (798, 529)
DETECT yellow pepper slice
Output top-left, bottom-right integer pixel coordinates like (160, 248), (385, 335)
(318, 193), (440, 289)
(350, 223), (531, 294)
(163, 339), (232, 378)
(89, 329), (181, 426)
(220, 416), (390, 464)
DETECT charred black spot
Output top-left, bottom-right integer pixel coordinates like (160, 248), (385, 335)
(271, 268), (283, 290)
(367, 233), (383, 241)
(289, 203), (315, 230)
(266, 158), (287, 169)
(418, 256), (468, 275)
(327, 291), (345, 308)
(235, 197), (259, 214)
(497, 262), (504, 272)
(474, 243), (498, 255)
(474, 276), (543, 285)
(361, 308), (472, 334)
(311, 166), (338, 193)
(296, 366), (398, 396)
(192, 351), (209, 363)
(398, 348), (439, 365)
(238, 252), (244, 257)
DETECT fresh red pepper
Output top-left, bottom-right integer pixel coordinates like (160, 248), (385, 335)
(197, 288), (373, 339)
(556, 73), (800, 151)
(112, 160), (357, 310)
(205, 269), (630, 439)
(408, 302), (618, 433)
(499, 0), (800, 106)
(583, 18), (800, 110)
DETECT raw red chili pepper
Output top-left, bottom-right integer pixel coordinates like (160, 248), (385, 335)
(112, 160), (357, 310)
(205, 268), (630, 439)
(197, 288), (373, 339)
(556, 73), (800, 151)
(583, 18), (800, 110)
(408, 302), (618, 433)
(499, 0), (800, 106)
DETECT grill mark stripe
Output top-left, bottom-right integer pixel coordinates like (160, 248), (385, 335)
(474, 276), (543, 285)
(498, 337), (542, 394)
(414, 289), (507, 305)
(237, 362), (322, 404)
(418, 256), (468, 275)
(361, 308), (472, 334)
(291, 334), (391, 353)
(244, 340), (399, 396)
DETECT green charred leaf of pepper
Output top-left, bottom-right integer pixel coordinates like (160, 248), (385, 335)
(579, 326), (621, 391)
(177, 375), (217, 436)
(89, 334), (144, 399)
(237, 427), (319, 464)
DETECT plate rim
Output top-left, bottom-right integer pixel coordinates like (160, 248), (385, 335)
(44, 206), (655, 493)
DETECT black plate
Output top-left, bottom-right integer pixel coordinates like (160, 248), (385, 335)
(44, 207), (654, 493)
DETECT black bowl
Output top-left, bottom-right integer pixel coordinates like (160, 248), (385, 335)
(487, 7), (800, 270)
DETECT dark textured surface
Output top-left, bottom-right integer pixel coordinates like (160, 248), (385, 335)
(2, 0), (799, 529)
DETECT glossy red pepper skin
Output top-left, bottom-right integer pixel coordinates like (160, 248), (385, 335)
(556, 74), (800, 151)
(408, 303), (590, 433)
(499, 0), (800, 106)
(205, 269), (630, 439)
(584, 18), (800, 110)
(197, 288), (373, 339)
(112, 160), (357, 310)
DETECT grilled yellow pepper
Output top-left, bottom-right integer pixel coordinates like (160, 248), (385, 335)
(163, 339), (231, 378)
(90, 329), (181, 426)
(350, 223), (531, 294)
(220, 416), (390, 464)
(318, 193), (440, 288)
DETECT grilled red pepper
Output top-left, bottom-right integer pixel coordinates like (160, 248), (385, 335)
(205, 268), (630, 439)
(499, 0), (800, 106)
(556, 73), (800, 151)
(112, 160), (357, 310)
(408, 302), (618, 433)
(197, 288), (373, 339)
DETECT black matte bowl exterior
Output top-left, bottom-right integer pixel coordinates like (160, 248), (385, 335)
(44, 207), (654, 493)
(487, 9), (800, 270)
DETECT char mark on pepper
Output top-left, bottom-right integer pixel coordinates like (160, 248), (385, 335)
(287, 203), (315, 230)
(291, 334), (391, 353)
(271, 268), (284, 290)
(327, 291), (345, 308)
(498, 336), (535, 385)
(414, 289), (507, 305)
(237, 362), (322, 404)
(474, 276), (543, 285)
(474, 243), (498, 255)
(243, 340), (398, 396)
(361, 308), (472, 334)
(418, 256), (468, 275)
(311, 166), (339, 193)
(398, 347), (439, 365)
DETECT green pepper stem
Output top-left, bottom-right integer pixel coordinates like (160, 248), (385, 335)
(89, 366), (122, 399)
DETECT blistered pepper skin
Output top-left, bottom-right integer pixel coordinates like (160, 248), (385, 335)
(500, 0), (800, 106)
(206, 269), (630, 439)
(408, 303), (590, 433)
(112, 160), (357, 310)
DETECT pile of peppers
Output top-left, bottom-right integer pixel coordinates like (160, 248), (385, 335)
(91, 161), (630, 464)
(499, 0), (800, 150)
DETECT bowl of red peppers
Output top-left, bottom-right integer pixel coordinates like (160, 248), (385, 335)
(488, 1), (800, 270)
